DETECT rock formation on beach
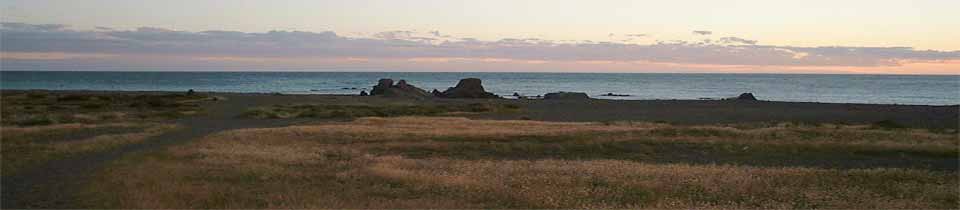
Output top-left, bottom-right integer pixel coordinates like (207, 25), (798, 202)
(736, 93), (758, 100)
(370, 79), (394, 95)
(601, 93), (631, 97)
(544, 91), (590, 100)
(367, 78), (432, 98)
(438, 78), (499, 98)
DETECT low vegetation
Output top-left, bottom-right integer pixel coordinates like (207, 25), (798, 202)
(241, 103), (521, 119)
(1, 123), (178, 176)
(86, 117), (958, 208)
(1, 91), (211, 126)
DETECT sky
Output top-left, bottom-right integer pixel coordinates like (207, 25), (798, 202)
(1, 0), (959, 74)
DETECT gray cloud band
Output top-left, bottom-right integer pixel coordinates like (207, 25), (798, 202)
(2, 22), (957, 66)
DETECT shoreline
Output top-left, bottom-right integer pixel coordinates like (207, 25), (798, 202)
(3, 89), (958, 107)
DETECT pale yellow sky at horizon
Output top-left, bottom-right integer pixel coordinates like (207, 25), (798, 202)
(3, 0), (959, 50)
(2, 0), (958, 74)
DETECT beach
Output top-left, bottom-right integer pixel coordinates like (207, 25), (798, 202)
(2, 89), (957, 208)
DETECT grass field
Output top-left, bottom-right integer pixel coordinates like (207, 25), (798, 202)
(1, 91), (211, 126)
(0, 123), (177, 176)
(84, 117), (959, 208)
(1, 91), (200, 176)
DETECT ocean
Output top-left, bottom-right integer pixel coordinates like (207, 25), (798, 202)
(1, 71), (957, 105)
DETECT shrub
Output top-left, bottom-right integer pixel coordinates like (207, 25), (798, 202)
(26, 92), (49, 99)
(146, 99), (181, 108)
(17, 116), (56, 126)
(81, 103), (107, 110)
(58, 94), (94, 101)
(871, 120), (905, 130)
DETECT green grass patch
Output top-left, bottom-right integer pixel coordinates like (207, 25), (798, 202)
(1, 91), (212, 126)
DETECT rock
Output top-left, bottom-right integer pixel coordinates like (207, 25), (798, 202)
(359, 90), (369, 96)
(370, 79), (395, 95)
(368, 78), (432, 99)
(736, 93), (757, 100)
(601, 93), (631, 97)
(439, 78), (499, 98)
(432, 89), (442, 97)
(544, 91), (590, 100)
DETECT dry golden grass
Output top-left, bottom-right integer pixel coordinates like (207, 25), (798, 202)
(1, 123), (178, 176)
(48, 125), (177, 153)
(226, 116), (664, 141)
(368, 157), (957, 209)
(86, 117), (959, 209)
(210, 117), (957, 152)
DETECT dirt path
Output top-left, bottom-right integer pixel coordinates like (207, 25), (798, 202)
(1, 95), (308, 208)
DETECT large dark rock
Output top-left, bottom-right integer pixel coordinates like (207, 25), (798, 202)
(439, 78), (499, 98)
(544, 91), (590, 100)
(601, 93), (631, 97)
(368, 78), (432, 99)
(736, 93), (757, 100)
(370, 79), (395, 95)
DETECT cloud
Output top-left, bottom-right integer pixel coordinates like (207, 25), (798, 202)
(2, 22), (958, 69)
(718, 37), (758, 45)
(692, 30), (712, 35)
(428, 30), (451, 38)
(372, 30), (414, 40)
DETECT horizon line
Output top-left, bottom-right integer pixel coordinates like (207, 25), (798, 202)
(1, 69), (957, 76)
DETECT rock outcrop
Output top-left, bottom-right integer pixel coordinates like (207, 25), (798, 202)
(736, 93), (757, 100)
(368, 78), (432, 99)
(601, 93), (631, 97)
(370, 79), (395, 95)
(544, 92), (590, 100)
(438, 78), (499, 98)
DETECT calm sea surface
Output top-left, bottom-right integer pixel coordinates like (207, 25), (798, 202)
(1, 71), (957, 105)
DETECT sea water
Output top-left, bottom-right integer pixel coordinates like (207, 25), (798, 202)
(1, 71), (957, 105)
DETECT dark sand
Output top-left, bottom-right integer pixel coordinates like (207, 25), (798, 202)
(204, 91), (959, 128)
